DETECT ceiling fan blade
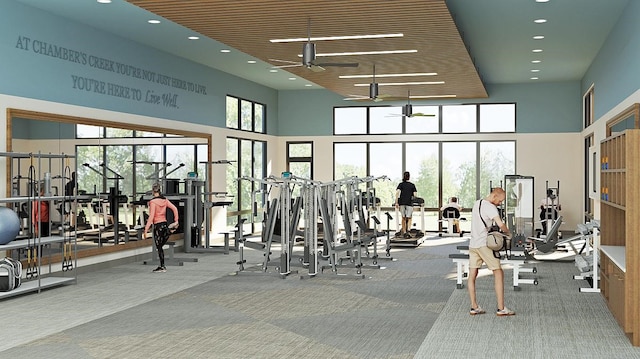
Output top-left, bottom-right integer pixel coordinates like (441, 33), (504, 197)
(344, 98), (372, 102)
(269, 58), (299, 64)
(309, 64), (325, 72)
(343, 94), (370, 101)
(411, 113), (436, 117)
(272, 64), (302, 69)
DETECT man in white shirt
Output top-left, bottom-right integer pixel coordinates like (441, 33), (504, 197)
(468, 188), (515, 317)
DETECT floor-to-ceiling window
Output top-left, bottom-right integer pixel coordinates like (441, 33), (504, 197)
(225, 137), (266, 233)
(332, 103), (516, 232)
(441, 142), (476, 208)
(369, 143), (402, 206)
(225, 95), (267, 233)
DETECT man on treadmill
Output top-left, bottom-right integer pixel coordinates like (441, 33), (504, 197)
(395, 171), (417, 239)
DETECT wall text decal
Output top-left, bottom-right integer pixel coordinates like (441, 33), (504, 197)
(15, 35), (208, 109)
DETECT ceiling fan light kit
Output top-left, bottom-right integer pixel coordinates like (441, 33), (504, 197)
(302, 42), (316, 67)
(369, 82), (379, 99)
(403, 103), (412, 117)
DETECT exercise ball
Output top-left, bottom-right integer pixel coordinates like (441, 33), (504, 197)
(0, 207), (21, 245)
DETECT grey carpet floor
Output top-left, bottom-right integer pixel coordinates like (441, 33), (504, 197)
(2, 237), (640, 358)
(415, 256), (640, 359)
(0, 239), (457, 359)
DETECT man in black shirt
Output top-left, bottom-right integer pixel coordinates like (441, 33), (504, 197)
(395, 171), (417, 238)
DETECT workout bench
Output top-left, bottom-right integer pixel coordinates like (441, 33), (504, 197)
(449, 246), (538, 290)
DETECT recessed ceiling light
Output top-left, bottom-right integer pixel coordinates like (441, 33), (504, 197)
(531, 77), (539, 80)
(271, 33), (403, 43)
(97, 0), (111, 3)
(269, 69), (278, 73)
(188, 36), (200, 40)
(339, 72), (437, 79)
(220, 49), (231, 53)
(247, 60), (257, 64)
(533, 35), (545, 40)
(309, 49), (417, 57)
(531, 69), (540, 72)
(536, 0), (550, 2)
(532, 49), (543, 53)
(305, 84), (313, 87)
(288, 77), (296, 80)
(531, 60), (542, 63)
(534, 19), (547, 24)
(147, 19), (161, 24)
(354, 81), (444, 87)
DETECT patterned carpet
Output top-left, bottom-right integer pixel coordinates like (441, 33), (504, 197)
(2, 237), (640, 358)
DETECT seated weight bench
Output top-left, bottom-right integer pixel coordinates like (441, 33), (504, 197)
(449, 246), (538, 290)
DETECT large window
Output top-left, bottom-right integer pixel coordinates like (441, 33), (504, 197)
(334, 102), (515, 135)
(370, 107), (402, 134)
(333, 140), (515, 231)
(406, 143), (439, 208)
(480, 104), (516, 133)
(406, 106), (439, 134)
(369, 143), (402, 205)
(335, 107), (367, 135)
(441, 142), (476, 207)
(287, 142), (313, 179)
(226, 137), (266, 232)
(442, 105), (477, 133)
(226, 95), (266, 133)
(334, 143), (367, 178)
(479, 141), (516, 195)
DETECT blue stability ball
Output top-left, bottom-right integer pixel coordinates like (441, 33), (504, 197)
(0, 207), (21, 245)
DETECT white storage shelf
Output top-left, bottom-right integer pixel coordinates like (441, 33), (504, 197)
(0, 235), (77, 299)
(0, 277), (75, 299)
(601, 245), (626, 272)
(0, 151), (78, 299)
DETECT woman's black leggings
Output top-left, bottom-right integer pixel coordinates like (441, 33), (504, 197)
(153, 222), (170, 267)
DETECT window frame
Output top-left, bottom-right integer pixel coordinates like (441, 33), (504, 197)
(226, 95), (266, 134)
(333, 102), (516, 135)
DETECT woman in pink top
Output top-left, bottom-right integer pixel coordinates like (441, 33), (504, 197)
(143, 183), (179, 273)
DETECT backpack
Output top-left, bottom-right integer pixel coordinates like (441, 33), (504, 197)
(0, 257), (22, 292)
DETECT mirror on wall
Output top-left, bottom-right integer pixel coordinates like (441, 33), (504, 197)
(6, 109), (211, 260)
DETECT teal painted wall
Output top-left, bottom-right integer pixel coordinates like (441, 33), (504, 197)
(0, 1), (599, 137)
(485, 82), (581, 133)
(0, 1), (279, 134)
(277, 82), (581, 136)
(277, 90), (345, 136)
(582, 0), (640, 120)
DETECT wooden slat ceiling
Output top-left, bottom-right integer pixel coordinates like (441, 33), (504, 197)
(127, 0), (487, 100)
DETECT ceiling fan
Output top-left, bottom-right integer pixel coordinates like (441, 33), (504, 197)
(387, 90), (436, 117)
(270, 19), (359, 72)
(344, 64), (393, 102)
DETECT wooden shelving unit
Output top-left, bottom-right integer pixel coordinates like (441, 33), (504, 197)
(599, 129), (640, 346)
